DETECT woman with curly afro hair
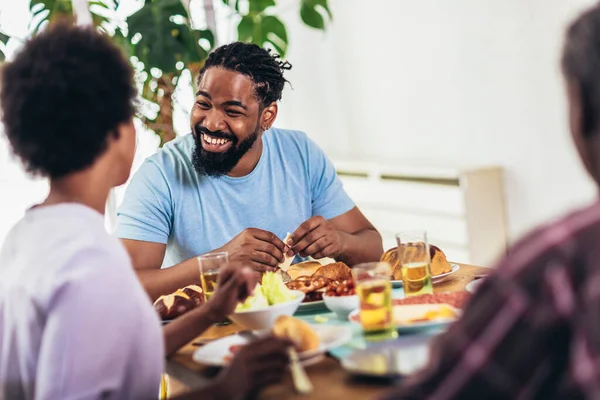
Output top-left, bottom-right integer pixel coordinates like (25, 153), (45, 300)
(0, 24), (290, 400)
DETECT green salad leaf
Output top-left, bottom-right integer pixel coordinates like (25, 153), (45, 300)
(235, 272), (296, 311)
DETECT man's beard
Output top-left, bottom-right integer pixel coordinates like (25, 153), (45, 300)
(192, 124), (259, 177)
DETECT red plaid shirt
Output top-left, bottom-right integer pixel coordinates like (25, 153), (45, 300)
(380, 201), (600, 399)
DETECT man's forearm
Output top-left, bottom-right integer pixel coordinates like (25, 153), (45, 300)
(337, 229), (384, 266)
(137, 257), (200, 301)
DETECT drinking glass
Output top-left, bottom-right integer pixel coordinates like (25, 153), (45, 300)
(395, 231), (433, 297)
(198, 252), (229, 301)
(352, 261), (396, 340)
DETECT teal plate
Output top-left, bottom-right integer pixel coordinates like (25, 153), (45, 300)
(295, 300), (328, 314)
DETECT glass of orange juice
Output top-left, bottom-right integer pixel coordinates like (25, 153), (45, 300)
(396, 230), (433, 297)
(352, 262), (397, 340)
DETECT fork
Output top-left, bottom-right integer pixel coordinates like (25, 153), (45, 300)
(288, 348), (313, 395)
(239, 331), (313, 394)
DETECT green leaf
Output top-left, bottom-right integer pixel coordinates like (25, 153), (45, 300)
(29, 0), (53, 12)
(300, 2), (324, 30)
(261, 15), (287, 55)
(88, 1), (110, 9)
(111, 26), (132, 56)
(91, 13), (110, 28)
(0, 31), (7, 62)
(249, 0), (275, 13)
(182, 28), (214, 64)
(300, 0), (332, 30)
(262, 15), (287, 43)
(127, 0), (209, 73)
(197, 28), (215, 49)
(237, 15), (254, 42)
(314, 0), (332, 20)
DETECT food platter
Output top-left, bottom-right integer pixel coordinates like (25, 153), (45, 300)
(348, 303), (459, 334)
(192, 324), (352, 367)
(285, 260), (354, 314)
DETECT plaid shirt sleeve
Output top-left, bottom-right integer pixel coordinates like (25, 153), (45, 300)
(378, 255), (573, 399)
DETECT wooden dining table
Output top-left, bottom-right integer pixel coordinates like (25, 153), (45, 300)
(162, 263), (490, 399)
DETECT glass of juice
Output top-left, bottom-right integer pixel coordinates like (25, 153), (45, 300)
(395, 231), (433, 297)
(198, 252), (228, 301)
(352, 261), (397, 340)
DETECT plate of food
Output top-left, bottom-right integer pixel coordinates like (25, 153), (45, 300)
(381, 244), (459, 285)
(193, 315), (352, 367)
(349, 303), (459, 333)
(284, 260), (354, 313)
(340, 334), (434, 378)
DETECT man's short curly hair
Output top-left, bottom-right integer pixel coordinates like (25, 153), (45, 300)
(1, 24), (136, 179)
(197, 42), (292, 109)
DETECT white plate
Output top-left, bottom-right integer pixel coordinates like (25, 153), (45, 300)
(192, 324), (352, 367)
(390, 264), (459, 287)
(431, 264), (460, 284)
(348, 304), (458, 333)
(466, 279), (483, 293)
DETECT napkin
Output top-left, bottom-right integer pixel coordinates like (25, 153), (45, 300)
(279, 232), (294, 271)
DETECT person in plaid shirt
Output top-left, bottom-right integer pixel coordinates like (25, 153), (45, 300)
(381, 4), (600, 399)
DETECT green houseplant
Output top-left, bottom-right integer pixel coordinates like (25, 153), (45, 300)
(22, 0), (332, 145)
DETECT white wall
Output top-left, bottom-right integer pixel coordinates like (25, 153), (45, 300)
(273, 0), (599, 242)
(1, 0), (600, 247)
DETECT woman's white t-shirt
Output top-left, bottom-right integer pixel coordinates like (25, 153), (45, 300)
(0, 203), (164, 400)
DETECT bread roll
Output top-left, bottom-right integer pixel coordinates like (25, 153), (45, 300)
(154, 285), (205, 320)
(272, 315), (320, 352)
(286, 261), (322, 280)
(312, 261), (352, 281)
(430, 245), (452, 276)
(382, 244), (452, 280)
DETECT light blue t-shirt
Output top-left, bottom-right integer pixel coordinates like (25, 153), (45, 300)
(115, 128), (355, 268)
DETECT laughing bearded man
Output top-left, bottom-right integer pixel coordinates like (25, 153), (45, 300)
(115, 42), (383, 300)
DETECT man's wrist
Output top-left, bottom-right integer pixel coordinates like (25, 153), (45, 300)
(336, 230), (349, 260)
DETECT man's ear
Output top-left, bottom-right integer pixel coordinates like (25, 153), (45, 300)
(259, 102), (278, 131)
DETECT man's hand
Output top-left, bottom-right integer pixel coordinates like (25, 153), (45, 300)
(204, 265), (259, 322)
(287, 216), (344, 260)
(220, 228), (288, 272)
(215, 337), (291, 400)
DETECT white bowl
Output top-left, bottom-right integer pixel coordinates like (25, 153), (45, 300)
(228, 290), (305, 330)
(323, 294), (359, 319)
